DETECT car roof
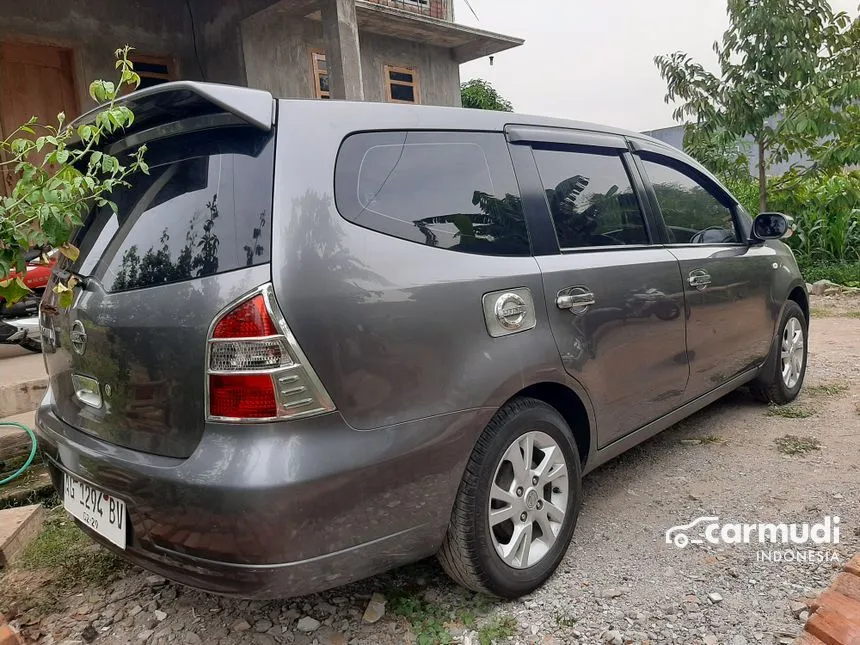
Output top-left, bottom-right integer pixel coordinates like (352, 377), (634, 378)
(278, 97), (673, 150)
(74, 80), (676, 155)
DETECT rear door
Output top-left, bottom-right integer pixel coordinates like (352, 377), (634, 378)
(508, 127), (688, 448)
(631, 144), (776, 399)
(40, 92), (276, 459)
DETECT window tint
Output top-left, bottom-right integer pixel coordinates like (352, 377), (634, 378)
(532, 148), (648, 248)
(72, 127), (274, 293)
(336, 131), (529, 256)
(641, 159), (739, 244)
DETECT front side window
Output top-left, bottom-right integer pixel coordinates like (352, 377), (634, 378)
(532, 147), (649, 248)
(641, 158), (739, 244)
(335, 131), (529, 256)
(72, 127), (274, 293)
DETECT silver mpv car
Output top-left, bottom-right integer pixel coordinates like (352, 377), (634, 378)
(35, 82), (808, 599)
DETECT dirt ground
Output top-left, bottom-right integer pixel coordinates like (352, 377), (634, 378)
(1, 294), (858, 645)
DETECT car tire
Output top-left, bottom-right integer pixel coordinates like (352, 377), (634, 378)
(437, 397), (582, 598)
(749, 301), (807, 405)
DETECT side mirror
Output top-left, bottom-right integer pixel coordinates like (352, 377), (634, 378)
(752, 212), (795, 241)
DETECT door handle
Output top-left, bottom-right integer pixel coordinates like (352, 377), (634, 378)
(557, 290), (596, 311)
(688, 269), (712, 290)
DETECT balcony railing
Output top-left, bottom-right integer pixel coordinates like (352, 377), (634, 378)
(363, 0), (451, 21)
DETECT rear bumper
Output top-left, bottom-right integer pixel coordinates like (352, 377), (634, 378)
(35, 392), (482, 598)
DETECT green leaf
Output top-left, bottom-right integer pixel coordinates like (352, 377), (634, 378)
(55, 149), (70, 164)
(57, 286), (74, 309)
(0, 276), (31, 305)
(89, 80), (108, 103)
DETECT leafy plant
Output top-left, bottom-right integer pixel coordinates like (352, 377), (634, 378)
(17, 507), (127, 586)
(0, 46), (146, 306)
(766, 405), (815, 419)
(655, 0), (859, 212)
(774, 434), (822, 455)
(806, 382), (849, 397)
(800, 261), (860, 286)
(477, 614), (517, 645)
(389, 593), (453, 645)
(771, 169), (860, 268)
(461, 78), (514, 112)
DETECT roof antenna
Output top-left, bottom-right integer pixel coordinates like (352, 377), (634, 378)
(463, 0), (480, 21)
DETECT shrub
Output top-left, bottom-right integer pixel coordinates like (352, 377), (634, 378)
(798, 261), (860, 286)
(770, 169), (860, 268)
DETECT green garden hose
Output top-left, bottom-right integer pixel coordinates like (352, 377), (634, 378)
(0, 421), (38, 486)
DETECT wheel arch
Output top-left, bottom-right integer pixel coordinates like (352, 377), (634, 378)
(504, 381), (593, 469)
(787, 285), (809, 324)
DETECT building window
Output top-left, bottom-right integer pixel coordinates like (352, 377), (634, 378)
(128, 54), (175, 89)
(384, 65), (419, 104)
(310, 50), (330, 99)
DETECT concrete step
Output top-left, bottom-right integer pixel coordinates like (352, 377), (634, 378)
(0, 504), (45, 567)
(0, 353), (47, 418)
(0, 463), (52, 507)
(0, 410), (37, 463)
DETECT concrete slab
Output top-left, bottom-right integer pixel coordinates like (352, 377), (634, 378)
(0, 353), (47, 418)
(0, 504), (44, 567)
(1, 410), (37, 462)
(0, 353), (45, 387)
(0, 345), (29, 360)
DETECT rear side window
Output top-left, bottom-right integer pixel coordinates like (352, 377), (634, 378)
(532, 147), (649, 249)
(73, 126), (274, 293)
(335, 131), (529, 256)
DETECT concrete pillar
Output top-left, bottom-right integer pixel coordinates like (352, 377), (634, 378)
(321, 0), (365, 100)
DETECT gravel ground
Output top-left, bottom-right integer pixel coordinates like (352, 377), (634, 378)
(2, 295), (859, 645)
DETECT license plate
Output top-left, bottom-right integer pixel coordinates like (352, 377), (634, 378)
(63, 473), (127, 549)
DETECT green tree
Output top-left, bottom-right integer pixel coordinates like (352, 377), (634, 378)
(0, 46), (147, 306)
(460, 79), (514, 112)
(655, 0), (859, 213)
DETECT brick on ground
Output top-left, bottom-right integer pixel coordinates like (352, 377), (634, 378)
(795, 553), (860, 645)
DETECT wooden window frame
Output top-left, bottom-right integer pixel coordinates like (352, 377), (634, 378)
(309, 49), (330, 99)
(122, 53), (176, 97)
(128, 53), (176, 83)
(384, 64), (420, 104)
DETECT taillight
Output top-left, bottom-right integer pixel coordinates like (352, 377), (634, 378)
(206, 285), (335, 422)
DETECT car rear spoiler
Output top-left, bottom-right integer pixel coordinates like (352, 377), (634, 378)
(69, 81), (275, 146)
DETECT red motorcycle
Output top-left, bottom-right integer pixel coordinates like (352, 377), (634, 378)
(0, 249), (57, 352)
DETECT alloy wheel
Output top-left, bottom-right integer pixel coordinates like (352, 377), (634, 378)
(488, 431), (569, 569)
(781, 316), (804, 389)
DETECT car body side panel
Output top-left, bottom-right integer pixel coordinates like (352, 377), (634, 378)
(270, 100), (570, 430)
(668, 243), (778, 398)
(536, 250), (688, 448)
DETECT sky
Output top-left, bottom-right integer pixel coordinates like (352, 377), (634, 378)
(454, 0), (859, 132)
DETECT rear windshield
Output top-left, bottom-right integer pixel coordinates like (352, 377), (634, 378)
(72, 126), (274, 293)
